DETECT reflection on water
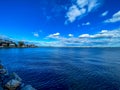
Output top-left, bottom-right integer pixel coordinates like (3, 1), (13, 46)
(0, 48), (120, 90)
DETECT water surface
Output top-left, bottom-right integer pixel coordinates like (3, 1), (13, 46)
(0, 47), (120, 90)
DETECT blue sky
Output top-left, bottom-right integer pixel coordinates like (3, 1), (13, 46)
(0, 0), (120, 47)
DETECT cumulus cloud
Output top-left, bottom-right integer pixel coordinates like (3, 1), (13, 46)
(45, 29), (120, 47)
(33, 32), (39, 37)
(79, 34), (91, 38)
(68, 34), (74, 37)
(79, 30), (120, 39)
(65, 5), (86, 23)
(82, 22), (90, 26)
(104, 10), (120, 23)
(65, 0), (101, 23)
(87, 0), (100, 12)
(47, 32), (60, 39)
(101, 11), (108, 17)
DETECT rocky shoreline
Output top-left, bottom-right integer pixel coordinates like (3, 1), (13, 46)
(0, 62), (36, 90)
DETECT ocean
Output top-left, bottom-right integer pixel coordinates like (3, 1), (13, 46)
(0, 47), (120, 90)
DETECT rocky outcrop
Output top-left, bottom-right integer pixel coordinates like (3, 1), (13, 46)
(5, 79), (21, 90)
(0, 63), (37, 90)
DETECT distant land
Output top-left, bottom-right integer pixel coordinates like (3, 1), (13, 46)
(0, 39), (38, 48)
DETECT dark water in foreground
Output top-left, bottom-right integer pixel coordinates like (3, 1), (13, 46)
(0, 48), (120, 90)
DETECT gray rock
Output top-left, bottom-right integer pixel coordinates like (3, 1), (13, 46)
(0, 63), (4, 69)
(5, 79), (21, 90)
(21, 85), (36, 90)
(12, 72), (22, 82)
(0, 69), (7, 75)
(0, 63), (36, 90)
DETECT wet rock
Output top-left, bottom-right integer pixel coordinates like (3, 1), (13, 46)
(0, 63), (8, 76)
(11, 72), (22, 82)
(21, 85), (36, 90)
(0, 64), (4, 69)
(5, 79), (21, 90)
(0, 69), (7, 75)
(0, 62), (37, 90)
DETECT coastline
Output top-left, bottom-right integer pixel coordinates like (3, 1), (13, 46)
(0, 46), (120, 49)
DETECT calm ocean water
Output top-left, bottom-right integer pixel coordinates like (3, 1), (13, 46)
(0, 47), (120, 90)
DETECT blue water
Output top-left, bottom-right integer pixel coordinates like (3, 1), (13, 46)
(0, 48), (120, 90)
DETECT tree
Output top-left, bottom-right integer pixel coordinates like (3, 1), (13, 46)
(18, 41), (25, 47)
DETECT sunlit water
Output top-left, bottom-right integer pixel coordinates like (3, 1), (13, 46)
(0, 47), (120, 90)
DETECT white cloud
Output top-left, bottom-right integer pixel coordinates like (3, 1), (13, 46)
(65, 0), (101, 23)
(68, 34), (74, 37)
(53, 32), (60, 36)
(43, 29), (120, 47)
(82, 22), (90, 26)
(79, 34), (91, 38)
(47, 32), (60, 39)
(65, 5), (86, 23)
(2, 29), (120, 47)
(79, 30), (120, 38)
(104, 10), (120, 23)
(76, 0), (100, 12)
(33, 33), (39, 37)
(77, 0), (88, 8)
(101, 11), (108, 17)
(100, 30), (108, 33)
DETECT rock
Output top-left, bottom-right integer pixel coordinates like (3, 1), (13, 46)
(0, 64), (4, 69)
(0, 68), (7, 75)
(21, 85), (36, 90)
(0, 62), (36, 90)
(5, 79), (21, 90)
(11, 72), (22, 82)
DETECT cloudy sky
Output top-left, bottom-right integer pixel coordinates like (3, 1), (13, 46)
(0, 0), (120, 47)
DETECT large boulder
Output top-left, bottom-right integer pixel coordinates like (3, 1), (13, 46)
(0, 68), (7, 75)
(11, 72), (22, 82)
(0, 64), (8, 76)
(21, 85), (36, 90)
(5, 79), (21, 90)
